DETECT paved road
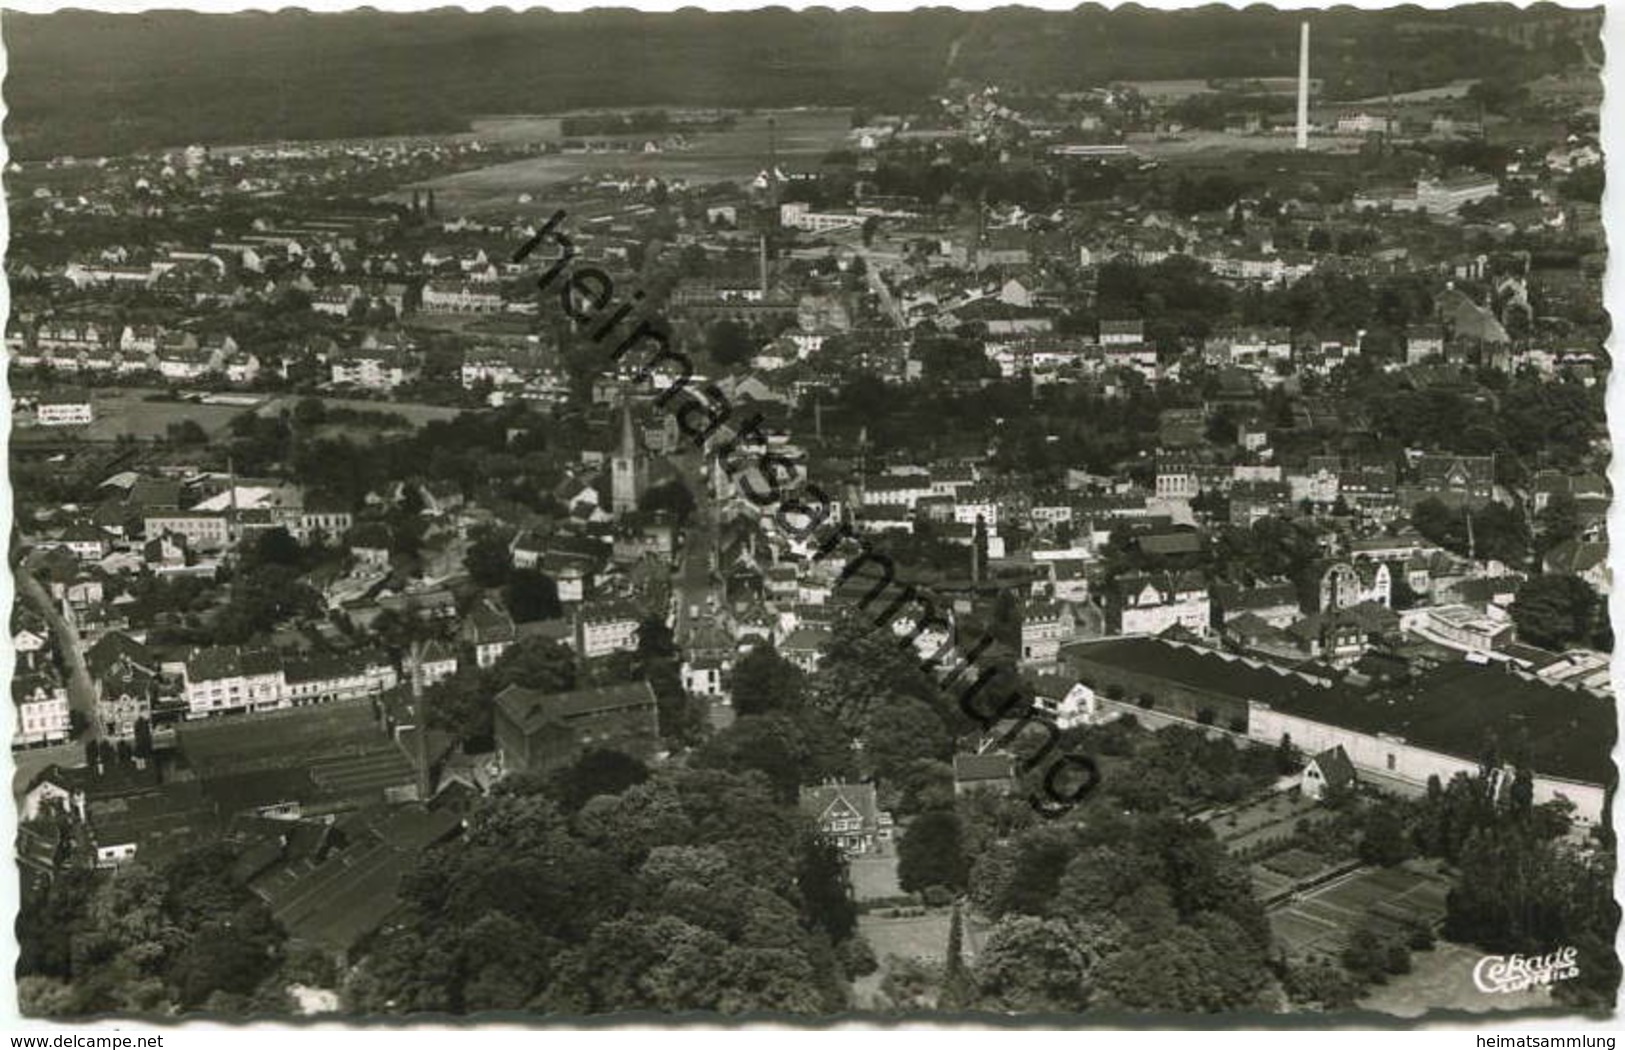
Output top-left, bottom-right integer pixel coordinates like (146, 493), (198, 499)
(857, 253), (907, 329)
(669, 449), (720, 647)
(17, 567), (100, 742)
(828, 232), (907, 330)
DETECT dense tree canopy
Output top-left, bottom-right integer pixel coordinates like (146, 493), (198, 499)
(346, 768), (859, 1015)
(19, 845), (287, 1016)
(897, 810), (969, 895)
(1510, 573), (1605, 651)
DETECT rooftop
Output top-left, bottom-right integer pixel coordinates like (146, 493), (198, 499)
(1067, 637), (1612, 785)
(494, 680), (658, 734)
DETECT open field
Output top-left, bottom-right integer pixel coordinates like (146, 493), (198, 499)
(81, 390), (262, 442)
(468, 115), (565, 144)
(860, 910), (949, 966)
(1126, 129), (1369, 159)
(851, 905), (996, 1008)
(255, 394), (465, 427)
(1269, 862), (1451, 960)
(20, 390), (468, 444)
(402, 109), (853, 211)
(851, 909), (948, 1009)
(1122, 78), (1314, 100)
(848, 843), (902, 901)
(1346, 79), (1480, 106)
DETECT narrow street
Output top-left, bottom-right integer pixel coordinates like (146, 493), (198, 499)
(668, 448), (720, 647)
(17, 565), (100, 743)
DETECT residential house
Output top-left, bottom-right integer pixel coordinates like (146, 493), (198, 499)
(1112, 571), (1211, 637)
(681, 657), (726, 699)
(1020, 600), (1076, 667)
(1099, 319), (1144, 347)
(1301, 745), (1357, 801)
(418, 639), (459, 687)
(36, 320), (108, 359)
(347, 523), (393, 570)
(13, 674), (71, 748)
(58, 522), (112, 561)
(330, 346), (418, 390)
(181, 646), (286, 716)
(1319, 561), (1392, 612)
(1543, 539), (1609, 594)
(1212, 580), (1301, 629)
(798, 781), (891, 855)
(574, 601), (641, 659)
(95, 661), (156, 740)
(280, 652), (400, 707)
(154, 335), (217, 380)
(1406, 324), (1447, 366)
(1401, 453), (1496, 509)
(461, 598), (517, 669)
(779, 627), (831, 673)
(953, 752), (1018, 797)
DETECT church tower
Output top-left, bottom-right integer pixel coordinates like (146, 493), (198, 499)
(611, 402), (649, 514)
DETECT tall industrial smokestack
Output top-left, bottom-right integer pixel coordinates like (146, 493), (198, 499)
(1296, 21), (1311, 150)
(408, 641), (431, 803)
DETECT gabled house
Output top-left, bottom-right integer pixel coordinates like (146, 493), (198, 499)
(330, 346), (418, 390)
(1302, 745), (1356, 801)
(1111, 571), (1211, 637)
(798, 781), (891, 855)
(461, 597), (517, 669)
(418, 638), (459, 687)
(953, 752), (1018, 797)
(1212, 580), (1301, 628)
(1543, 539), (1609, 594)
(1319, 560), (1392, 612)
(95, 660), (157, 740)
(347, 522), (394, 570)
(1401, 453), (1496, 509)
(154, 338), (217, 381)
(13, 674), (71, 748)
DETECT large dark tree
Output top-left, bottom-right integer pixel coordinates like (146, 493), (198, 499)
(897, 809), (968, 894)
(504, 568), (563, 623)
(464, 525), (515, 588)
(1510, 573), (1600, 650)
(704, 320), (756, 368)
(1445, 824), (1620, 1009)
(729, 644), (807, 717)
(547, 748), (651, 812)
(796, 834), (858, 943)
(1536, 492), (1582, 556)
(347, 768), (848, 1014)
(693, 711), (854, 804)
(487, 639), (578, 694)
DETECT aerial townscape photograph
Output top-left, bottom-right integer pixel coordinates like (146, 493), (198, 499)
(1, 1), (1617, 1026)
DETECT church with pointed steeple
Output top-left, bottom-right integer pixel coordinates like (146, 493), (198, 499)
(611, 401), (650, 515)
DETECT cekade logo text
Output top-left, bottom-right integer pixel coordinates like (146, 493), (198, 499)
(1472, 947), (1581, 994)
